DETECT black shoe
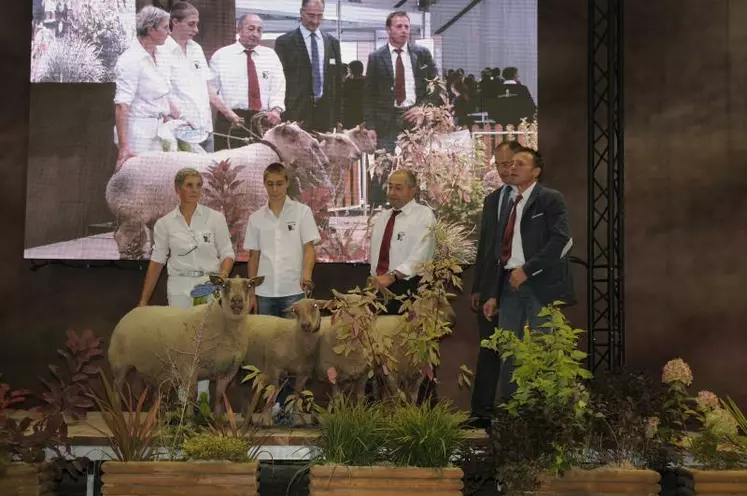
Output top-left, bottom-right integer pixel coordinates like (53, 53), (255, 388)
(463, 416), (490, 430)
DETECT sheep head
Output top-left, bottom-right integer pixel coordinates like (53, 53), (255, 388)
(284, 298), (323, 334)
(315, 132), (362, 162)
(216, 276), (265, 318)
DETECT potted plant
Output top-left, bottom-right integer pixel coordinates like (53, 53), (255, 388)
(94, 369), (265, 496)
(307, 397), (467, 495)
(655, 358), (747, 495)
(481, 305), (661, 495)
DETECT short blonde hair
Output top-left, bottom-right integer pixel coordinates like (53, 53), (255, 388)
(263, 162), (289, 182)
(174, 168), (202, 189)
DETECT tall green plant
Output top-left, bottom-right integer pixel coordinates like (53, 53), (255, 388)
(88, 372), (161, 462)
(314, 397), (386, 466)
(384, 401), (468, 468)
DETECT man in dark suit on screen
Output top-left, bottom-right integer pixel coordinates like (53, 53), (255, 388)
(274, 0), (342, 132)
(363, 10), (439, 205)
(467, 148), (575, 429)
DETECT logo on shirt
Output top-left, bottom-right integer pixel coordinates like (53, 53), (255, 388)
(396, 231), (406, 241)
(262, 70), (270, 79)
(198, 231), (213, 243)
(286, 222), (297, 232)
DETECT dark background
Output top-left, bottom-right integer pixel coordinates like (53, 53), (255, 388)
(5, 1), (747, 410)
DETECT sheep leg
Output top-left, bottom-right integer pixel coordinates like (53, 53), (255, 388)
(353, 376), (368, 403)
(213, 368), (238, 417)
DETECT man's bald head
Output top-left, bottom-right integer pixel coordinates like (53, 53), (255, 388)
(237, 13), (263, 49)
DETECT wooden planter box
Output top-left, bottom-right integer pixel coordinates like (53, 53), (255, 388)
(101, 460), (259, 496)
(536, 468), (661, 495)
(686, 469), (747, 495)
(0, 463), (58, 496)
(309, 464), (464, 495)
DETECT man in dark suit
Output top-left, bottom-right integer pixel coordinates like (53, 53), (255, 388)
(363, 11), (439, 205)
(274, 0), (342, 132)
(470, 148), (574, 429)
(363, 11), (439, 152)
(468, 140), (523, 427)
(490, 67), (537, 127)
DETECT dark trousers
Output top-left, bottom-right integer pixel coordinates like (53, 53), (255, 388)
(292, 96), (335, 132)
(469, 300), (501, 419)
(213, 109), (257, 151)
(370, 108), (415, 207)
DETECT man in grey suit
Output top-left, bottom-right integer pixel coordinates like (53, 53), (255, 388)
(274, 0), (342, 132)
(363, 11), (439, 205)
(471, 148), (575, 429)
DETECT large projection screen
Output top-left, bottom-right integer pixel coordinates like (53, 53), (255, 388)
(24, 0), (538, 263)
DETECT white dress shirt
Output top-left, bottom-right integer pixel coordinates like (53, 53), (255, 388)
(299, 24), (325, 97)
(388, 42), (416, 108)
(158, 36), (213, 142)
(209, 42), (286, 112)
(369, 199), (436, 279)
(504, 181), (537, 270)
(113, 41), (172, 154)
(151, 204), (235, 276)
(243, 197), (321, 297)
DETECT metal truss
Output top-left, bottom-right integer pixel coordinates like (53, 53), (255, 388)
(587, 0), (625, 372)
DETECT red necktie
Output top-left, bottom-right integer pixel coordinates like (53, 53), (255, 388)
(245, 49), (261, 111)
(500, 194), (523, 266)
(375, 209), (402, 275)
(394, 48), (405, 105)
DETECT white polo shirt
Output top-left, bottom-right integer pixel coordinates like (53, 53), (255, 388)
(369, 199), (436, 279)
(158, 36), (213, 141)
(209, 42), (286, 112)
(151, 204), (235, 276)
(243, 197), (321, 297)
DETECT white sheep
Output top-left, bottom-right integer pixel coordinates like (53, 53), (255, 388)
(240, 298), (323, 427)
(108, 276), (264, 416)
(316, 293), (455, 404)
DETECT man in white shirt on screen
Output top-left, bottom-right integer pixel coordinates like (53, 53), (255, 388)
(209, 13), (286, 150)
(369, 169), (436, 315)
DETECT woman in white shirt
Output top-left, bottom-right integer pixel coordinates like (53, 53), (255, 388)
(138, 167), (235, 308)
(114, 6), (180, 169)
(160, 2), (242, 153)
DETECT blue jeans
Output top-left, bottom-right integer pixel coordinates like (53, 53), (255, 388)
(256, 293), (305, 412)
(496, 274), (551, 402)
(256, 293), (305, 317)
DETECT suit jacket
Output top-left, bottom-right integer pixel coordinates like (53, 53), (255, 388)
(490, 83), (537, 126)
(472, 186), (506, 300)
(491, 182), (575, 307)
(363, 42), (439, 135)
(274, 27), (342, 131)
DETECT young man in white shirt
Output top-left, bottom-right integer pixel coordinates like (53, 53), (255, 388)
(209, 14), (286, 150)
(243, 163), (320, 316)
(369, 169), (436, 314)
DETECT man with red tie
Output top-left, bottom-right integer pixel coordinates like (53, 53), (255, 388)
(481, 148), (575, 408)
(209, 14), (286, 150)
(369, 169), (436, 315)
(363, 11), (439, 206)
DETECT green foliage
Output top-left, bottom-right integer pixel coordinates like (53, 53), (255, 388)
(88, 371), (161, 462)
(384, 401), (468, 468)
(480, 303), (592, 417)
(182, 434), (252, 463)
(315, 397), (387, 466)
(480, 303), (593, 493)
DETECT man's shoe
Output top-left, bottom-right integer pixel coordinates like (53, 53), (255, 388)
(463, 416), (490, 430)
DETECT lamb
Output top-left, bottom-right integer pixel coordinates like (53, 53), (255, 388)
(240, 298), (324, 426)
(105, 122), (331, 258)
(107, 276), (264, 416)
(315, 293), (455, 404)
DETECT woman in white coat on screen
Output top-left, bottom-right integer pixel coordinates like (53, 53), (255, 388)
(158, 1), (242, 153)
(113, 6), (182, 169)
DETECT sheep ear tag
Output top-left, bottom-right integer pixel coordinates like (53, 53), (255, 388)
(190, 283), (218, 299)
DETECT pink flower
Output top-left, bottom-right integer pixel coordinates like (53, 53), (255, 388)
(662, 358), (693, 386)
(696, 390), (721, 411)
